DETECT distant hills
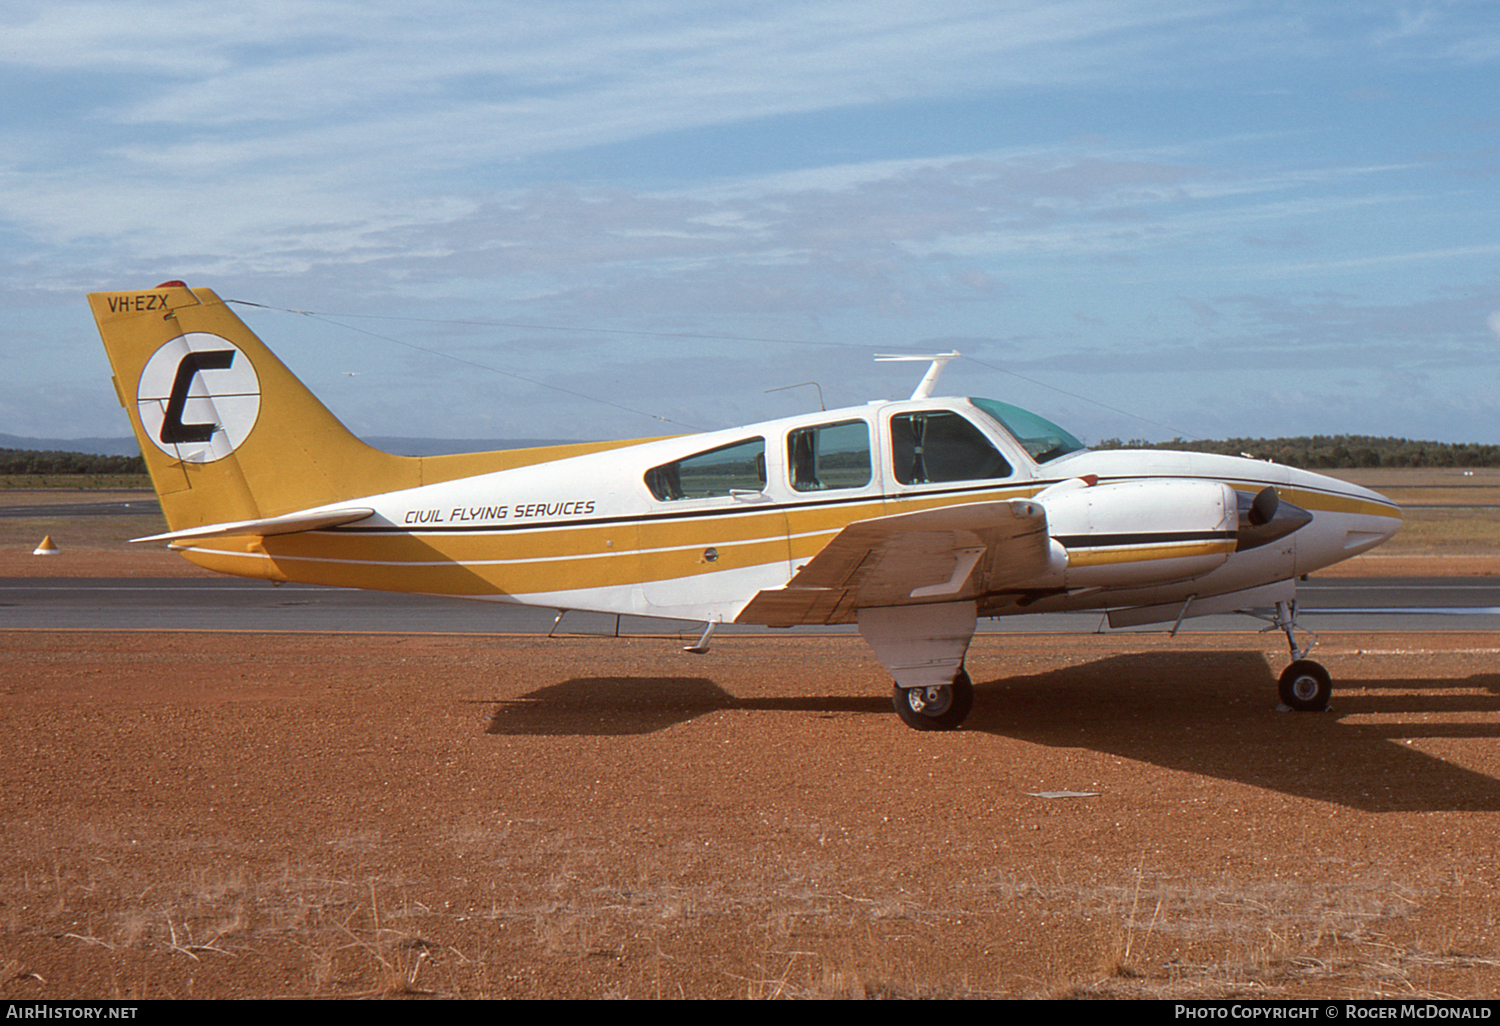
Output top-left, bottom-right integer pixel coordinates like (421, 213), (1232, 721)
(0, 434), (143, 458)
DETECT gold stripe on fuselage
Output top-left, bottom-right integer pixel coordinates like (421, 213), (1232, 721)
(173, 475), (1396, 598)
(1272, 485), (1401, 520)
(175, 488), (1017, 595)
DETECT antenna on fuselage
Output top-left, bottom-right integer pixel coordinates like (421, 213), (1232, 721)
(764, 381), (826, 411)
(875, 350), (961, 400)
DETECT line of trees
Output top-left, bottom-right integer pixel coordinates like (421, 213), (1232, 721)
(5, 434), (1499, 475)
(0, 448), (147, 475)
(1094, 435), (1500, 469)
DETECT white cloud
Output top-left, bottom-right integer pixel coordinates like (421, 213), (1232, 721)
(0, 1), (1245, 259)
(5, 1), (1500, 443)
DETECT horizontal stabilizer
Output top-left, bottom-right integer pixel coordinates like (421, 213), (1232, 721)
(133, 507), (375, 544)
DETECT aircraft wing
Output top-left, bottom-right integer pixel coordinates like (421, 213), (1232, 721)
(737, 498), (1049, 627)
(132, 507), (376, 543)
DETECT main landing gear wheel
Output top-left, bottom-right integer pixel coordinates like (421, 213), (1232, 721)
(1278, 659), (1332, 712)
(892, 668), (974, 732)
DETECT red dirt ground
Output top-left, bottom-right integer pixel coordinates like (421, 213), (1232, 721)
(3, 623), (1500, 999)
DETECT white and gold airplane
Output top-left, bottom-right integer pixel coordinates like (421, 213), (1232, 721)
(91, 282), (1401, 730)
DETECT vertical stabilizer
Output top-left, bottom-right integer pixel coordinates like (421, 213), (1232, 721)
(91, 282), (664, 545)
(90, 283), (424, 532)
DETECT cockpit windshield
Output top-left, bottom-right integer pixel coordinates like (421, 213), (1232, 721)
(969, 397), (1086, 464)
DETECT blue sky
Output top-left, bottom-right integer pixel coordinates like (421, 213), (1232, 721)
(3, 1), (1498, 447)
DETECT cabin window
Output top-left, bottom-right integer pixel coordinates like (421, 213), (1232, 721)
(969, 397), (1085, 464)
(787, 419), (872, 491)
(644, 437), (766, 501)
(889, 410), (1012, 485)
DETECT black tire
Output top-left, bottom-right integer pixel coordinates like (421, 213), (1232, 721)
(892, 668), (975, 731)
(1278, 659), (1332, 712)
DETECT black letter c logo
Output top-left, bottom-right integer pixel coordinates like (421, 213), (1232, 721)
(160, 350), (235, 444)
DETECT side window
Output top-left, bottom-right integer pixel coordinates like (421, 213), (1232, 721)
(889, 411), (1012, 485)
(787, 419), (872, 492)
(645, 437), (766, 501)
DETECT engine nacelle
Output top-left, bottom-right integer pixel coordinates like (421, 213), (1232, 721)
(1038, 478), (1239, 589)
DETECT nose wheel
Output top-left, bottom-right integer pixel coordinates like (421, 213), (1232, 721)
(1263, 599), (1332, 712)
(1278, 659), (1332, 712)
(892, 668), (974, 731)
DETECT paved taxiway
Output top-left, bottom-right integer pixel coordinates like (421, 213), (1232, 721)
(0, 499), (161, 519)
(5, 576), (1499, 634)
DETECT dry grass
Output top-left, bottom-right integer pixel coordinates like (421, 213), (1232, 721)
(0, 476), (152, 491)
(1385, 510), (1500, 553)
(1029, 864), (1500, 1001)
(5, 796), (1499, 999)
(2, 845), (463, 997)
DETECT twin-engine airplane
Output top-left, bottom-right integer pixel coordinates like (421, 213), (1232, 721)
(91, 282), (1401, 730)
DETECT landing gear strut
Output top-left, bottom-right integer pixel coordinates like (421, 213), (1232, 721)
(858, 601), (979, 732)
(1263, 599), (1332, 712)
(892, 667), (974, 732)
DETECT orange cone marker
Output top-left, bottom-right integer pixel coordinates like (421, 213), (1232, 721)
(33, 535), (59, 556)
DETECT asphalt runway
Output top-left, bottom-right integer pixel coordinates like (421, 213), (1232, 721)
(4, 575), (1500, 635)
(0, 499), (162, 518)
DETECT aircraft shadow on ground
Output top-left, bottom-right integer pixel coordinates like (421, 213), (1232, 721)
(486, 676), (886, 736)
(966, 651), (1500, 813)
(488, 654), (1500, 812)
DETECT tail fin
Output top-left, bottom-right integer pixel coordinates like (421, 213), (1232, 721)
(89, 282), (638, 535)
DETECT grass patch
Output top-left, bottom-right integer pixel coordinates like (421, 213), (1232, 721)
(0, 474), (152, 490)
(1383, 510), (1500, 553)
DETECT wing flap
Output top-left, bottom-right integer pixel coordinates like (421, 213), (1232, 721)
(738, 498), (1050, 626)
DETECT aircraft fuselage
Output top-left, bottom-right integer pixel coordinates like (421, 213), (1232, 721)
(168, 396), (1399, 627)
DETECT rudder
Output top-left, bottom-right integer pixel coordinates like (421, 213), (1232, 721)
(92, 281), (667, 551)
(90, 282), (426, 533)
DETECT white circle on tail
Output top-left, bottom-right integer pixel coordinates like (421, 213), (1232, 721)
(137, 333), (261, 462)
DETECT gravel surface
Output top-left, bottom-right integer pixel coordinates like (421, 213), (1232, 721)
(3, 625), (1499, 999)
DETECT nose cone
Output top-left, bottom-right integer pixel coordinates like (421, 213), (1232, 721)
(1287, 469), (1401, 574)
